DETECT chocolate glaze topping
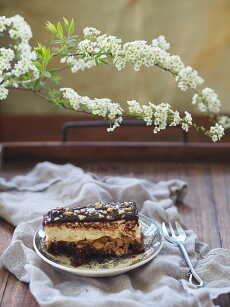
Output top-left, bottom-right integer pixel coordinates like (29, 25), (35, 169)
(43, 201), (139, 225)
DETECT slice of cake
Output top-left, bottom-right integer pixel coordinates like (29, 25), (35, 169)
(43, 201), (144, 266)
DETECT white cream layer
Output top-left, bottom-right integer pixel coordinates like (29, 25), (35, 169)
(45, 220), (141, 243)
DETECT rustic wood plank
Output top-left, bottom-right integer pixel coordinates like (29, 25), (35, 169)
(1, 274), (38, 307)
(0, 219), (39, 307)
(210, 163), (230, 248)
(2, 141), (230, 164)
(0, 219), (13, 306)
(177, 163), (222, 249)
(0, 115), (230, 143)
(0, 115), (183, 142)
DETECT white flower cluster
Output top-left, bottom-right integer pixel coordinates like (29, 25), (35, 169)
(64, 28), (220, 120)
(0, 15), (39, 100)
(70, 29), (206, 95)
(167, 55), (184, 74)
(12, 42), (38, 78)
(0, 48), (14, 74)
(61, 56), (96, 72)
(176, 66), (204, 91)
(60, 88), (81, 110)
(192, 88), (221, 113)
(0, 16), (10, 32)
(8, 15), (32, 42)
(127, 100), (192, 133)
(0, 16), (225, 142)
(60, 88), (123, 132)
(0, 83), (8, 100)
(217, 115), (230, 130)
(61, 33), (122, 72)
(78, 39), (97, 56)
(208, 123), (224, 142)
(152, 35), (170, 51)
(83, 27), (101, 38)
(121, 41), (153, 71)
(96, 34), (122, 55)
(181, 111), (192, 132)
(63, 28), (213, 116)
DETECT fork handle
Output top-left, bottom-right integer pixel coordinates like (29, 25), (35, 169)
(178, 243), (204, 287)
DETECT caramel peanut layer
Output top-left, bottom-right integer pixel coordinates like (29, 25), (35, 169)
(43, 201), (138, 225)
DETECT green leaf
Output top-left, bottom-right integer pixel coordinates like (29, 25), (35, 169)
(68, 19), (75, 35)
(63, 17), (69, 29)
(48, 68), (61, 74)
(44, 71), (52, 78)
(50, 39), (63, 45)
(46, 21), (57, 35)
(32, 61), (43, 72)
(44, 48), (52, 64)
(100, 58), (109, 64)
(57, 22), (64, 39)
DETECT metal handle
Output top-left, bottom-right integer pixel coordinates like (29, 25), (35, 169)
(178, 243), (204, 287)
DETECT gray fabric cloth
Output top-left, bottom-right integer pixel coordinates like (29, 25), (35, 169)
(1, 162), (230, 307)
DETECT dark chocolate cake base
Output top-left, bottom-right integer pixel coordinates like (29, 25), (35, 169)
(47, 238), (144, 267)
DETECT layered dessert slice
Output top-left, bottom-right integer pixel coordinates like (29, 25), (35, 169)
(43, 201), (144, 266)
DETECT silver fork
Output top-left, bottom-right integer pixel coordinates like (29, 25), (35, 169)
(162, 221), (204, 287)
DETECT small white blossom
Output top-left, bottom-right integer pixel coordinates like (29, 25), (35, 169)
(192, 88), (221, 113)
(127, 100), (143, 115)
(60, 88), (123, 131)
(122, 40), (158, 71)
(11, 43), (38, 78)
(12, 57), (36, 77)
(8, 15), (32, 42)
(152, 35), (170, 51)
(0, 85), (8, 100)
(78, 39), (96, 55)
(0, 16), (10, 32)
(96, 34), (122, 55)
(0, 15), (38, 84)
(123, 41), (147, 65)
(218, 115), (230, 130)
(176, 66), (204, 91)
(170, 110), (181, 126)
(153, 48), (171, 69)
(113, 56), (126, 71)
(128, 100), (183, 131)
(16, 42), (37, 60)
(61, 56), (96, 72)
(83, 27), (101, 37)
(153, 103), (170, 133)
(60, 88), (81, 110)
(208, 123), (224, 142)
(168, 55), (184, 74)
(192, 93), (207, 112)
(181, 111), (192, 132)
(142, 104), (154, 126)
(72, 59), (96, 72)
(0, 48), (15, 74)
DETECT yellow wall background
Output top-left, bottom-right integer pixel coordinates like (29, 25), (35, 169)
(0, 0), (230, 115)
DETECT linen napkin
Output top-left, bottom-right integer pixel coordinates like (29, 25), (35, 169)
(1, 162), (230, 307)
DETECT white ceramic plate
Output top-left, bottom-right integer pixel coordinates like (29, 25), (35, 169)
(33, 214), (163, 277)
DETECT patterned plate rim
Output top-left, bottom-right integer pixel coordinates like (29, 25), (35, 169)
(33, 214), (163, 277)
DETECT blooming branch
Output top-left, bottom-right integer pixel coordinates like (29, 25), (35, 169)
(0, 15), (228, 142)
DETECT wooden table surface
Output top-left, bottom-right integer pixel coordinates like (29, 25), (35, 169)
(0, 161), (230, 306)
